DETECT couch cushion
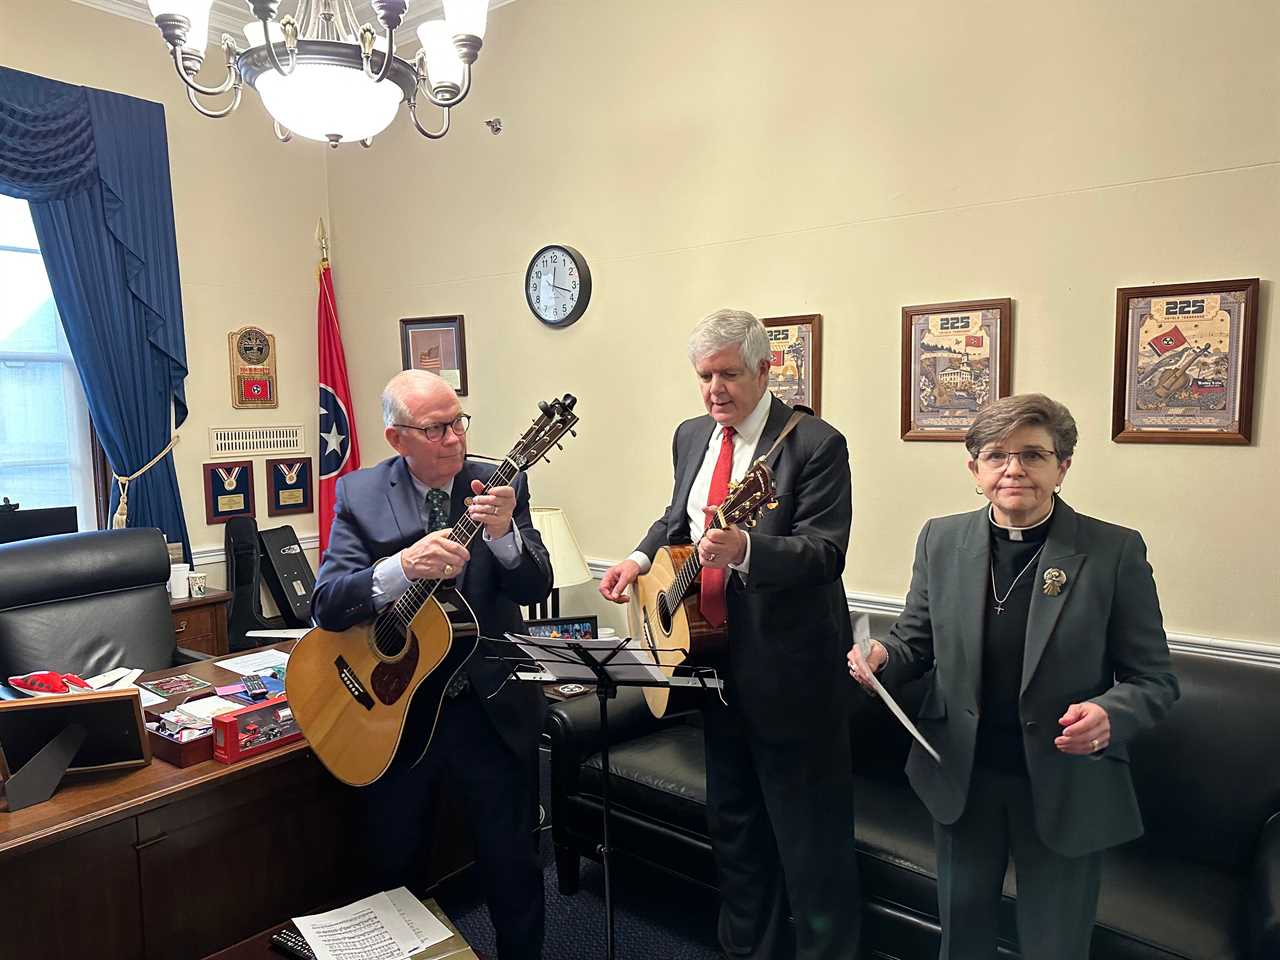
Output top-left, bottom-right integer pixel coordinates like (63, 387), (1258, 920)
(581, 721), (708, 836)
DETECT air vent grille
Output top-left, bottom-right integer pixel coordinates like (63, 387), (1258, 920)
(209, 425), (305, 458)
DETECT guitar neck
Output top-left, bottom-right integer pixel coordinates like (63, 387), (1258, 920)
(668, 514), (725, 607)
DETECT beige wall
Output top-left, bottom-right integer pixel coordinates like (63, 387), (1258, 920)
(324, 0), (1280, 643)
(2, 0), (330, 585)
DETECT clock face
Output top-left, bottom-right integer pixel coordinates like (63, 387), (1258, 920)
(526, 244), (591, 327)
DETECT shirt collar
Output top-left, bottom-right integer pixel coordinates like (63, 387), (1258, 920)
(405, 466), (453, 501)
(715, 389), (773, 446)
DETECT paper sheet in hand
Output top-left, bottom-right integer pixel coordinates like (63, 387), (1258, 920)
(858, 642), (941, 764)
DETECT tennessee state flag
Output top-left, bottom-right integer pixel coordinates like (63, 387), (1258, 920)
(318, 257), (361, 557)
(965, 335), (983, 348)
(1148, 325), (1187, 356)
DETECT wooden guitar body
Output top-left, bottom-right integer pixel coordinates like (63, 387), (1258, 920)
(628, 544), (727, 718)
(285, 587), (479, 786)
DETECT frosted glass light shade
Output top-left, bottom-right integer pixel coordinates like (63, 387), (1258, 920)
(530, 508), (592, 589)
(254, 62), (404, 143)
(150, 0), (212, 52)
(417, 20), (465, 91)
(242, 19), (285, 47)
(443, 0), (489, 40)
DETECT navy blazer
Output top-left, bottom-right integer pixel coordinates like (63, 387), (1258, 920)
(313, 456), (552, 761)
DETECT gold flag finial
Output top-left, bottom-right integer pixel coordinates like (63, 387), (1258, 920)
(316, 218), (329, 262)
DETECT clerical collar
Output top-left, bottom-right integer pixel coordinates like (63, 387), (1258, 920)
(988, 498), (1055, 542)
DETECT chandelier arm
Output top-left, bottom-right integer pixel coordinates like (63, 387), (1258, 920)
(170, 43), (237, 97)
(362, 26), (398, 82)
(185, 82), (243, 119)
(259, 17), (298, 77)
(417, 63), (472, 110)
(408, 99), (451, 140)
(273, 121), (293, 143)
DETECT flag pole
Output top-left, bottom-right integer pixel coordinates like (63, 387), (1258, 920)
(316, 217), (330, 265)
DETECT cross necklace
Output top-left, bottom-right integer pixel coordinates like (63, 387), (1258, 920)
(990, 544), (1046, 615)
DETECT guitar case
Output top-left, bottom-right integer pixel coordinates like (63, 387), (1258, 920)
(258, 524), (315, 628)
(223, 516), (282, 650)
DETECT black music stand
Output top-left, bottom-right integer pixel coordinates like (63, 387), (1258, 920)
(490, 634), (723, 960)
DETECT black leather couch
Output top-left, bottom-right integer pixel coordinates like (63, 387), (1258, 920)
(0, 528), (208, 697)
(546, 628), (1280, 959)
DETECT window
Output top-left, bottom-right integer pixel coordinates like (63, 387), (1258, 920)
(0, 195), (99, 529)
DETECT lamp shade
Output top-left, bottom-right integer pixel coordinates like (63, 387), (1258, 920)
(529, 507), (591, 590)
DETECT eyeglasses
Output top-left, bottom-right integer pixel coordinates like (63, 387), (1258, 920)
(395, 414), (471, 443)
(976, 448), (1057, 468)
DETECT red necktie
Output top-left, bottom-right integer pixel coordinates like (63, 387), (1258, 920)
(699, 426), (735, 627)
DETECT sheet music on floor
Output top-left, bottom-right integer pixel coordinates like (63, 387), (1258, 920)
(501, 633), (724, 689)
(292, 887), (451, 960)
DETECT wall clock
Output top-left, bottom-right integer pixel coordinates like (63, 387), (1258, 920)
(525, 244), (591, 328)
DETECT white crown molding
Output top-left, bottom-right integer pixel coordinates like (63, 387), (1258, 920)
(191, 532), (319, 566)
(584, 558), (1280, 667)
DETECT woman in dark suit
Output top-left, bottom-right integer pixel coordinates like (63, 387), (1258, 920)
(848, 393), (1179, 960)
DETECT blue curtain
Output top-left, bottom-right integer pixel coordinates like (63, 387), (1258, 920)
(0, 67), (190, 560)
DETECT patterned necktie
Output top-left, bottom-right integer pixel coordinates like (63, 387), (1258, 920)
(699, 426), (735, 627)
(425, 487), (470, 698)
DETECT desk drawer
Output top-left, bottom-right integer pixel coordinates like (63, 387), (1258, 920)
(171, 607), (216, 651)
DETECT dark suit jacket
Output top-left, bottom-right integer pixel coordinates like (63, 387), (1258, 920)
(880, 498), (1179, 857)
(312, 456), (552, 761)
(638, 395), (854, 744)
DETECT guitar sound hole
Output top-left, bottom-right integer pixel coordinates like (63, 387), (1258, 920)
(656, 593), (673, 634)
(374, 619), (408, 660)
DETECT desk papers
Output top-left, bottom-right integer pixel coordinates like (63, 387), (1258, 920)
(293, 888), (451, 960)
(215, 648), (291, 676)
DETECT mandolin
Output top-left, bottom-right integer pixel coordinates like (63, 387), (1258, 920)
(629, 459), (777, 718)
(286, 395), (579, 786)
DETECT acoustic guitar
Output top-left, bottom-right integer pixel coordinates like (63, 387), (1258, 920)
(286, 395), (580, 787)
(629, 459), (777, 718)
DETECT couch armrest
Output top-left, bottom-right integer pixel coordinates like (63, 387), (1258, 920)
(173, 646), (214, 665)
(1248, 811), (1280, 959)
(545, 688), (675, 798)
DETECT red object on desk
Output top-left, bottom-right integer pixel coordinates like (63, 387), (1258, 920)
(212, 695), (302, 763)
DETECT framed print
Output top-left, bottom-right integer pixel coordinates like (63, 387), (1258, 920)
(0, 689), (150, 782)
(1112, 278), (1258, 444)
(524, 616), (600, 640)
(400, 315), (469, 396)
(266, 457), (313, 516)
(762, 314), (822, 416)
(901, 298), (1013, 441)
(203, 460), (255, 525)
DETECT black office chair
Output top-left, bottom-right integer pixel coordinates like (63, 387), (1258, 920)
(0, 528), (209, 698)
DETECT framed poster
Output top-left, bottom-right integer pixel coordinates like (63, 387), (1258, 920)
(202, 460), (255, 525)
(400, 315), (469, 396)
(266, 457), (313, 516)
(901, 298), (1012, 441)
(762, 314), (822, 416)
(1112, 278), (1258, 444)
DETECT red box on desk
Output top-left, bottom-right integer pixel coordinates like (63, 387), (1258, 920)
(212, 695), (302, 763)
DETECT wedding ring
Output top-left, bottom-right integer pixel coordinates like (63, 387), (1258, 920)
(444, 564), (453, 575)
(1090, 738), (1099, 751)
(708, 552), (717, 562)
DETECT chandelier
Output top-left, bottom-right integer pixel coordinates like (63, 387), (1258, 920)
(147, 1), (488, 146)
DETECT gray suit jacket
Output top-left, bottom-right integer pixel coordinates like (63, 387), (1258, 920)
(637, 396), (854, 745)
(880, 499), (1179, 857)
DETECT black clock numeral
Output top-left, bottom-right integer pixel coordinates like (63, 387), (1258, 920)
(535, 270), (541, 279)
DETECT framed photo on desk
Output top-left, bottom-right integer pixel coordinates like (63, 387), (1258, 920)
(524, 615), (599, 641)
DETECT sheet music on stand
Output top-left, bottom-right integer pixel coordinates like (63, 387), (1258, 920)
(498, 633), (725, 691)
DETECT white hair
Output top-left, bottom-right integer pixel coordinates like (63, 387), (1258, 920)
(687, 309), (770, 371)
(381, 369), (454, 427)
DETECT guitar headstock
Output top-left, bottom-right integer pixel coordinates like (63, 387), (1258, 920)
(716, 459), (778, 529)
(508, 394), (579, 470)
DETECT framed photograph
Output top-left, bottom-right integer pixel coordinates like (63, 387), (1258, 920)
(0, 688), (150, 781)
(762, 314), (822, 416)
(400, 315), (468, 396)
(901, 298), (1013, 441)
(266, 457), (313, 516)
(524, 616), (600, 641)
(1112, 278), (1259, 444)
(203, 459), (255, 525)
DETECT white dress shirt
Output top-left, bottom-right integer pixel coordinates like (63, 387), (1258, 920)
(629, 389), (773, 578)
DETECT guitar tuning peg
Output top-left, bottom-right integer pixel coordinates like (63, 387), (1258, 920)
(767, 500), (779, 510)
(570, 429), (577, 437)
(543, 455), (552, 464)
(556, 443), (563, 450)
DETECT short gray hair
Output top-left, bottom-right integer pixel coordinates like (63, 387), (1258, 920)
(381, 369), (453, 427)
(965, 393), (1078, 460)
(687, 309), (770, 371)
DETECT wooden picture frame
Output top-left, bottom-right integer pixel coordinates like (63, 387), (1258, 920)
(265, 457), (313, 517)
(1112, 278), (1259, 444)
(400, 315), (469, 396)
(0, 688), (150, 781)
(901, 298), (1013, 441)
(524, 616), (601, 640)
(762, 314), (822, 416)
(202, 459), (255, 525)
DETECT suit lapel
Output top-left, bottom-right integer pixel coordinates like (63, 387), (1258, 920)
(387, 457), (425, 541)
(1021, 499), (1086, 694)
(955, 507), (989, 696)
(750, 395), (791, 463)
(673, 417), (716, 535)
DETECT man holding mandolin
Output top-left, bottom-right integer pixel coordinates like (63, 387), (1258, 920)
(311, 370), (553, 960)
(600, 310), (861, 960)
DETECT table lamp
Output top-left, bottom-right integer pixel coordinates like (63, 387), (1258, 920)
(528, 506), (591, 619)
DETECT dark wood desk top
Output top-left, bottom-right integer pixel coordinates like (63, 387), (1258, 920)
(0, 641), (312, 860)
(170, 588), (232, 611)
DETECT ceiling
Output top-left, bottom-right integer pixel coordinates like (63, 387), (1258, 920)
(69, 0), (516, 52)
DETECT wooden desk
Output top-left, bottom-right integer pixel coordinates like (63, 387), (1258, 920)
(0, 645), (360, 960)
(170, 588), (232, 655)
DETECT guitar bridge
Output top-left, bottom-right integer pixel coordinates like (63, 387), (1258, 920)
(334, 656), (374, 711)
